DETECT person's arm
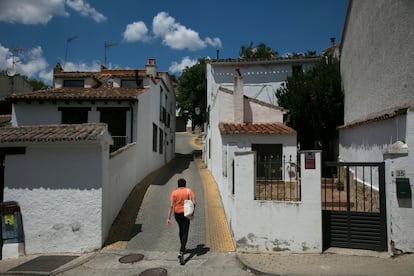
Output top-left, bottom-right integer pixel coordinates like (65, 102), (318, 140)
(167, 197), (174, 225)
(191, 190), (196, 207)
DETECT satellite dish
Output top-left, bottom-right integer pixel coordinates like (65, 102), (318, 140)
(6, 68), (16, 77)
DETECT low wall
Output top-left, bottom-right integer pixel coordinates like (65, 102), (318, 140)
(233, 151), (322, 253)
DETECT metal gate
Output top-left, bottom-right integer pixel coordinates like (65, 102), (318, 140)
(322, 162), (387, 251)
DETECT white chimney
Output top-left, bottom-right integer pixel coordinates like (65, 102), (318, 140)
(145, 58), (157, 77)
(233, 68), (244, 124)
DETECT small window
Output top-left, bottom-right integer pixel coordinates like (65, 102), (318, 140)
(121, 79), (143, 88)
(292, 65), (302, 76)
(159, 128), (163, 154)
(63, 80), (84, 87)
(59, 107), (90, 124)
(152, 123), (158, 152)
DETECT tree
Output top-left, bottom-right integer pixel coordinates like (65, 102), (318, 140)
(24, 77), (49, 90)
(239, 42), (278, 59)
(276, 55), (343, 160)
(176, 58), (207, 130)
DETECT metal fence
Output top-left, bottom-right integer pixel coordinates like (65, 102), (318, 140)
(255, 155), (301, 201)
(110, 136), (128, 153)
(322, 162), (382, 212)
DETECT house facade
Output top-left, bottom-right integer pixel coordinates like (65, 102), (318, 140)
(204, 57), (322, 252)
(0, 59), (176, 256)
(339, 0), (414, 253)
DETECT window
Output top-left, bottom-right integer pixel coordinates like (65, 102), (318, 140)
(152, 123), (158, 152)
(121, 79), (143, 88)
(59, 107), (90, 124)
(63, 80), (84, 87)
(98, 107), (128, 152)
(252, 144), (283, 180)
(292, 65), (303, 76)
(159, 128), (163, 154)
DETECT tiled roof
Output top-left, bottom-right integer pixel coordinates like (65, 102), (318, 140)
(219, 122), (295, 135)
(7, 86), (146, 101)
(337, 104), (411, 130)
(0, 123), (108, 143)
(0, 115), (11, 127)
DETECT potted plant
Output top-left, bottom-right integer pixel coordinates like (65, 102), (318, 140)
(335, 179), (344, 191)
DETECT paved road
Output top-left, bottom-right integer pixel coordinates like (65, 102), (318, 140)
(127, 132), (206, 253)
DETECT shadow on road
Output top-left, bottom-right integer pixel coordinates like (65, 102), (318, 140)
(183, 244), (210, 265)
(153, 150), (202, 186)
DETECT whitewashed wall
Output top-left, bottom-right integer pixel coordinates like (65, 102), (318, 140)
(232, 151), (322, 253)
(340, 0), (414, 124)
(210, 60), (317, 106)
(4, 142), (106, 254)
(103, 144), (137, 240)
(219, 134), (297, 232)
(384, 111), (414, 253)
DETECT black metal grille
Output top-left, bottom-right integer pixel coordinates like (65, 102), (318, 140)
(255, 155), (301, 201)
(110, 136), (128, 152)
(322, 162), (387, 251)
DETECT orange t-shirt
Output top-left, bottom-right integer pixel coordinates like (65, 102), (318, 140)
(170, 187), (195, 214)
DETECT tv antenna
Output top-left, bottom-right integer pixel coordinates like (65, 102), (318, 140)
(64, 36), (78, 68)
(104, 41), (118, 66)
(6, 48), (22, 77)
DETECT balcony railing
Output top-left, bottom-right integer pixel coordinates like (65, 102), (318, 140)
(110, 136), (128, 152)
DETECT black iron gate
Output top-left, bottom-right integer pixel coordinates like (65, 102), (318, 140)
(322, 162), (387, 251)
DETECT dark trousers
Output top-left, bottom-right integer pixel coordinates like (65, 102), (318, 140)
(174, 212), (190, 252)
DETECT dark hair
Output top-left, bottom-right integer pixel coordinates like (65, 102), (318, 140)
(178, 178), (186, 187)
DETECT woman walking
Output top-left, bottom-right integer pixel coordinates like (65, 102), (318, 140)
(167, 178), (196, 265)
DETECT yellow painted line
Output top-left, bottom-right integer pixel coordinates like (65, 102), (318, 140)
(198, 159), (235, 252)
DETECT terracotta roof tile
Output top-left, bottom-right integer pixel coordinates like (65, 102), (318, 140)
(0, 123), (108, 143)
(219, 122), (295, 135)
(7, 86), (146, 101)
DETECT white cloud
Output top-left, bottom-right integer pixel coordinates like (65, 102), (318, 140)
(0, 0), (105, 24)
(205, 37), (222, 48)
(152, 11), (221, 51)
(0, 43), (52, 84)
(0, 0), (68, 24)
(169, 56), (198, 74)
(61, 60), (101, 72)
(123, 21), (149, 42)
(66, 0), (106, 23)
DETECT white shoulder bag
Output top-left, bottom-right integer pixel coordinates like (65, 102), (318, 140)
(184, 189), (194, 219)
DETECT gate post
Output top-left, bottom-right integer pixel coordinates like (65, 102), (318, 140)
(300, 150), (322, 250)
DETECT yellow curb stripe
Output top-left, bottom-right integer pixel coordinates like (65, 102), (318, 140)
(198, 159), (235, 252)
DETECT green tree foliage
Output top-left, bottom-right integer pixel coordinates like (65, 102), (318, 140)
(276, 56), (343, 159)
(176, 58), (207, 129)
(24, 77), (49, 90)
(239, 42), (278, 59)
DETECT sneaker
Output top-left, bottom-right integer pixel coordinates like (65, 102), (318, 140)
(178, 252), (184, 265)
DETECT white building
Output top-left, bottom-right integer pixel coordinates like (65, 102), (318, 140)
(0, 59), (176, 256)
(339, 0), (414, 253)
(204, 57), (322, 252)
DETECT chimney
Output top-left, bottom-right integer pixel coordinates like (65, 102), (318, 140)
(233, 68), (244, 124)
(145, 58), (157, 77)
(330, 37), (336, 47)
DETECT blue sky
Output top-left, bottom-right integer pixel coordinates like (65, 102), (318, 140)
(0, 0), (348, 85)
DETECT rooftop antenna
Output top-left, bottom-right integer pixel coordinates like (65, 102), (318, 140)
(104, 41), (118, 66)
(6, 48), (22, 77)
(64, 36), (78, 68)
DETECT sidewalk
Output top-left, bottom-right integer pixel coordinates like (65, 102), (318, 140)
(239, 249), (414, 276)
(1, 248), (414, 275)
